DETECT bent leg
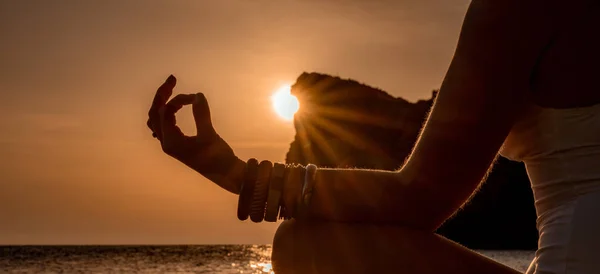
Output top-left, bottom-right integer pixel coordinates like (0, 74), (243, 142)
(272, 220), (521, 274)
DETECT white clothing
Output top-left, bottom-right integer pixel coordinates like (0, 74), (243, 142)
(500, 103), (600, 274)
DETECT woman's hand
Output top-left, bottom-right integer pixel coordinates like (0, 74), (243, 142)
(146, 75), (245, 194)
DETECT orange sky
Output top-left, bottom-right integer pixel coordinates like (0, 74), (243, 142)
(0, 0), (470, 244)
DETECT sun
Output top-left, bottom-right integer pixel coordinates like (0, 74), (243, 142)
(271, 85), (299, 121)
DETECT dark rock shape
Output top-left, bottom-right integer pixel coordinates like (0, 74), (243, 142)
(285, 72), (539, 250)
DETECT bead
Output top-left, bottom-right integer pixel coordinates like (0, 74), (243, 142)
(250, 160), (272, 223)
(296, 164), (318, 220)
(237, 158), (258, 221)
(281, 164), (304, 219)
(265, 163), (285, 222)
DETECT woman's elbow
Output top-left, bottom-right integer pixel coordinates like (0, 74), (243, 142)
(386, 179), (474, 232)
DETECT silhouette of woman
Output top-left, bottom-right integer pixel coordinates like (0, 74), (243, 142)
(147, 1), (600, 273)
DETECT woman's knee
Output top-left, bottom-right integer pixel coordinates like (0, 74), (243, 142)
(273, 219), (295, 245)
(271, 219), (293, 263)
(271, 220), (309, 274)
(271, 220), (419, 274)
(270, 220), (517, 274)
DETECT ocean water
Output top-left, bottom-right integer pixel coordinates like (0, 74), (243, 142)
(0, 245), (534, 273)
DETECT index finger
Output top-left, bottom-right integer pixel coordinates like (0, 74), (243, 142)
(147, 75), (177, 139)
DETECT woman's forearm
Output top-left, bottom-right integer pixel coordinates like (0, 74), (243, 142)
(302, 167), (446, 230)
(291, 103), (513, 231)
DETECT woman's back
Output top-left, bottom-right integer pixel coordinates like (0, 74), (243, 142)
(500, 103), (600, 273)
(530, 0), (600, 108)
(500, 3), (600, 272)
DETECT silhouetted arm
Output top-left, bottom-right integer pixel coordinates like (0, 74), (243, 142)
(291, 0), (556, 230)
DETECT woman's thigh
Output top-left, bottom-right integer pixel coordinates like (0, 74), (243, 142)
(271, 220), (522, 274)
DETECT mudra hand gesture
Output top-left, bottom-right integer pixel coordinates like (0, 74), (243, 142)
(146, 75), (244, 194)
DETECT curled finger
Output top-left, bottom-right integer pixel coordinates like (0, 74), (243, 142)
(163, 93), (197, 124)
(160, 93), (197, 150)
(148, 75), (177, 140)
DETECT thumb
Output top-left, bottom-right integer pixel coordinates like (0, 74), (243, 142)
(192, 93), (217, 136)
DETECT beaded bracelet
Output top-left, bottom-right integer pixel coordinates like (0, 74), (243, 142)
(296, 164), (318, 220)
(236, 160), (317, 222)
(281, 164), (304, 220)
(237, 158), (258, 221)
(264, 163), (285, 222)
(250, 161), (272, 222)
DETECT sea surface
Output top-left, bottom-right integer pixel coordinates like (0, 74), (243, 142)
(0, 245), (535, 273)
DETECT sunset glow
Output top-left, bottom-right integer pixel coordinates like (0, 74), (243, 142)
(1, 0), (469, 245)
(271, 85), (299, 121)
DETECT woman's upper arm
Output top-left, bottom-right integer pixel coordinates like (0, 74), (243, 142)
(399, 0), (557, 220)
(452, 0), (557, 87)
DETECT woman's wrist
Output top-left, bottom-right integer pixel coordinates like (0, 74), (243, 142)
(280, 164), (306, 219)
(227, 157), (248, 194)
(194, 155), (246, 195)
